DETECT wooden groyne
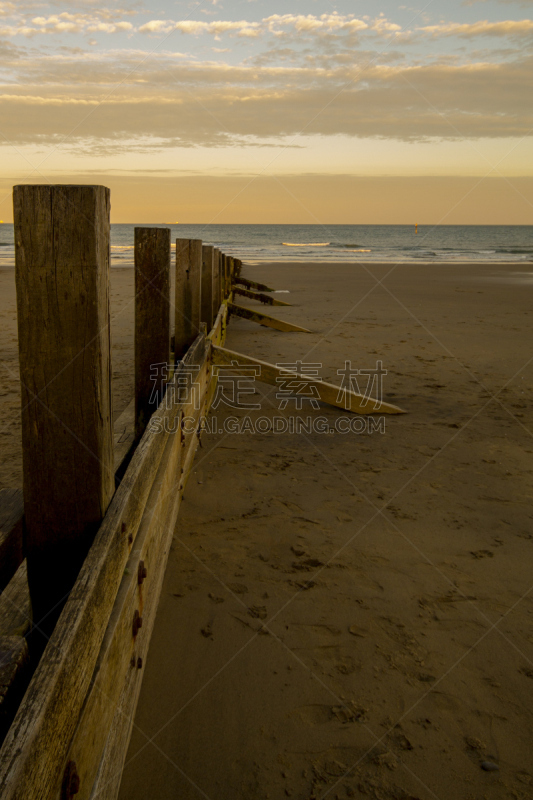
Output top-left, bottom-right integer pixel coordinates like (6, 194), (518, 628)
(0, 185), (404, 799)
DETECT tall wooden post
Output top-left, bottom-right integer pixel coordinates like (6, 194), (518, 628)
(218, 249), (223, 306)
(224, 255), (231, 299)
(14, 184), (114, 646)
(175, 238), (202, 362)
(220, 252), (226, 303)
(201, 245), (214, 331)
(135, 227), (171, 441)
(212, 249), (221, 322)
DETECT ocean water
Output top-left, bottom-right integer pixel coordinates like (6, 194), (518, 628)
(1, 224), (533, 266)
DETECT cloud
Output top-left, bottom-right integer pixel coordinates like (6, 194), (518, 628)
(136, 13), (402, 40)
(465, 0), (533, 5)
(0, 53), (532, 149)
(420, 19), (533, 37)
(0, 2), (15, 17)
(0, 6), (136, 36)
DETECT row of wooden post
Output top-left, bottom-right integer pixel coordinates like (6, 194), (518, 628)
(13, 185), (239, 649)
(138, 235), (238, 439)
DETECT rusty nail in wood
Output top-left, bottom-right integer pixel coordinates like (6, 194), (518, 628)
(137, 657), (143, 669)
(132, 609), (143, 637)
(128, 533), (133, 545)
(121, 522), (127, 533)
(138, 561), (147, 585)
(62, 761), (80, 799)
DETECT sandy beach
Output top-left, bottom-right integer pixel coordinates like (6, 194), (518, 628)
(1, 260), (532, 799)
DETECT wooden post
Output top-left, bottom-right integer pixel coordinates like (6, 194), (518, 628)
(14, 184), (114, 646)
(226, 256), (233, 298)
(135, 228), (171, 442)
(221, 254), (228, 300)
(175, 238), (202, 362)
(218, 251), (224, 306)
(212, 249), (220, 322)
(222, 256), (227, 299)
(201, 245), (214, 331)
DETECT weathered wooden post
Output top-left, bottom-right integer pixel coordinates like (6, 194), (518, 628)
(219, 252), (225, 302)
(14, 184), (114, 647)
(201, 245), (214, 331)
(224, 255), (231, 299)
(223, 256), (229, 299)
(135, 227), (171, 441)
(212, 248), (220, 322)
(175, 238), (202, 362)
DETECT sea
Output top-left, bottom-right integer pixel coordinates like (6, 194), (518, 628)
(1, 224), (533, 266)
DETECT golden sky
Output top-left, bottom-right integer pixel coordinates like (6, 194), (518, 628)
(1, 0), (532, 223)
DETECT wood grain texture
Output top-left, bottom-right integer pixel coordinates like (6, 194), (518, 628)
(88, 365), (209, 800)
(0, 402), (133, 601)
(0, 333), (208, 800)
(228, 302), (311, 333)
(211, 345), (406, 415)
(205, 303), (228, 410)
(0, 637), (29, 744)
(14, 184), (114, 642)
(233, 286), (292, 307)
(134, 227), (171, 441)
(0, 490), (23, 595)
(201, 245), (214, 332)
(175, 238), (202, 362)
(66, 361), (209, 800)
(208, 303), (228, 347)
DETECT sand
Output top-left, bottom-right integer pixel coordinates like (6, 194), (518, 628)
(1, 260), (533, 799)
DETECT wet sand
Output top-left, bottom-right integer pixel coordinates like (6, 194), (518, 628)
(1, 261), (532, 798)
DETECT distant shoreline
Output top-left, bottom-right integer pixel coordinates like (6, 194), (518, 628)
(2, 259), (533, 271)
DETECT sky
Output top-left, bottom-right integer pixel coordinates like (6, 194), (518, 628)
(0, 0), (532, 223)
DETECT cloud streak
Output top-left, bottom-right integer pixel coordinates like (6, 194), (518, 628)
(1, 54), (532, 149)
(419, 19), (533, 37)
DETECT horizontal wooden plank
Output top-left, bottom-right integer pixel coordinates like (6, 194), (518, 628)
(67, 362), (209, 800)
(233, 286), (291, 307)
(208, 302), (228, 347)
(0, 333), (208, 800)
(234, 276), (274, 292)
(90, 377), (210, 800)
(228, 303), (311, 334)
(0, 637), (29, 743)
(211, 345), (406, 415)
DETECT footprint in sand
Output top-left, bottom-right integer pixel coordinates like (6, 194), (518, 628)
(470, 549), (494, 559)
